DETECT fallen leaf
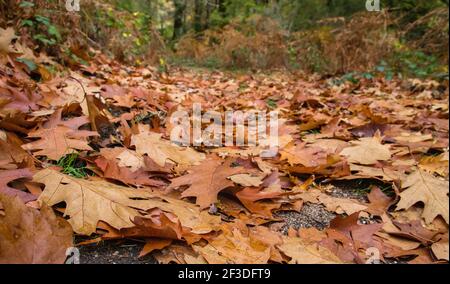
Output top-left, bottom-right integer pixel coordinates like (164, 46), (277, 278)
(340, 133), (391, 165)
(0, 27), (16, 54)
(139, 238), (173, 258)
(419, 152), (449, 177)
(22, 126), (98, 160)
(280, 142), (328, 167)
(277, 236), (342, 264)
(34, 169), (222, 235)
(0, 169), (35, 203)
(193, 222), (271, 264)
(396, 170), (449, 224)
(0, 193), (73, 264)
(431, 237), (449, 261)
(293, 189), (367, 215)
(366, 186), (394, 216)
(229, 174), (264, 187)
(169, 156), (244, 209)
(132, 125), (205, 167)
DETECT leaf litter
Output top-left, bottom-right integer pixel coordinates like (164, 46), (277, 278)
(0, 27), (449, 264)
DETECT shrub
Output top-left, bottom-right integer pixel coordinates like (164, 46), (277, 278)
(291, 11), (396, 75)
(175, 15), (288, 70)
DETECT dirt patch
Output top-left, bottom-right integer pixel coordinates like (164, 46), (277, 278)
(76, 239), (157, 264)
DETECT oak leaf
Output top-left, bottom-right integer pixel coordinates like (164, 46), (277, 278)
(131, 126), (205, 167)
(431, 238), (449, 261)
(293, 189), (367, 215)
(0, 193), (73, 264)
(34, 169), (221, 235)
(169, 157), (244, 209)
(340, 134), (391, 165)
(419, 152), (449, 177)
(139, 239), (173, 258)
(229, 174), (264, 187)
(280, 142), (328, 167)
(193, 223), (271, 264)
(94, 156), (166, 187)
(0, 27), (16, 54)
(0, 169), (36, 203)
(0, 138), (31, 170)
(277, 237), (342, 264)
(22, 126), (98, 160)
(396, 170), (449, 224)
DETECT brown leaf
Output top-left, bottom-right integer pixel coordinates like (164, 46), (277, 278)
(340, 132), (391, 165)
(0, 193), (73, 264)
(390, 220), (440, 245)
(396, 170), (449, 224)
(131, 124), (205, 167)
(95, 156), (166, 187)
(0, 27), (17, 54)
(293, 189), (367, 215)
(102, 210), (184, 241)
(193, 222), (271, 264)
(366, 186), (394, 216)
(139, 239), (173, 258)
(169, 156), (244, 209)
(277, 236), (342, 264)
(280, 142), (328, 167)
(0, 139), (31, 170)
(431, 236), (449, 261)
(0, 169), (36, 203)
(34, 169), (221, 235)
(22, 126), (98, 160)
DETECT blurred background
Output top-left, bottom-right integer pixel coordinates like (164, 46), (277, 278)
(1, 0), (448, 79)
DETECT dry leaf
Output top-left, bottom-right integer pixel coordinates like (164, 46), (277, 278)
(0, 169), (36, 203)
(139, 238), (173, 258)
(34, 169), (221, 235)
(169, 157), (244, 209)
(396, 170), (449, 224)
(431, 238), (449, 261)
(293, 189), (367, 215)
(0, 27), (16, 54)
(0, 193), (73, 264)
(229, 174), (264, 187)
(22, 126), (98, 160)
(193, 223), (271, 264)
(132, 125), (205, 167)
(340, 133), (391, 165)
(277, 237), (342, 264)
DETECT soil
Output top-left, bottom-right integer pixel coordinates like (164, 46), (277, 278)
(76, 239), (157, 264)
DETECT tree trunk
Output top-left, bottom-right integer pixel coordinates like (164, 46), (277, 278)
(194, 0), (204, 33)
(218, 0), (227, 17)
(172, 0), (186, 40)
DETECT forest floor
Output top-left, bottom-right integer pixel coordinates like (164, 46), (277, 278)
(78, 184), (362, 264)
(0, 44), (449, 264)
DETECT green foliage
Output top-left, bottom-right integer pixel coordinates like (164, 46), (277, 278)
(15, 58), (37, 72)
(377, 48), (447, 79)
(57, 153), (88, 178)
(20, 14), (61, 47)
(19, 1), (34, 8)
(266, 99), (277, 109)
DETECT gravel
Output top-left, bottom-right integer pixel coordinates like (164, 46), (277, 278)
(275, 203), (336, 234)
